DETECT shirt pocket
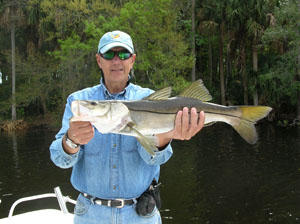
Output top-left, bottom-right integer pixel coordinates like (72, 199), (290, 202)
(121, 135), (138, 152)
(83, 131), (104, 156)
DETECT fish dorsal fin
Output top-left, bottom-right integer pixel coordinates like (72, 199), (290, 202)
(179, 79), (212, 101)
(144, 87), (172, 101)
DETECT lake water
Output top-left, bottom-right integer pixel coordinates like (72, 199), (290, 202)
(0, 123), (300, 223)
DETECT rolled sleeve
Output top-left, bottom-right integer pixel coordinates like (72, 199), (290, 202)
(138, 142), (173, 165)
(49, 95), (81, 168)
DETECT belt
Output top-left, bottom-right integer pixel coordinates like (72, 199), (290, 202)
(82, 193), (135, 208)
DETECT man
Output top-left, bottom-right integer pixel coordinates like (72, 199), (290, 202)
(49, 30), (205, 224)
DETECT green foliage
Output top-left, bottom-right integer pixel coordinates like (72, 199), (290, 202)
(260, 0), (300, 109)
(116, 0), (194, 90)
(0, 0), (300, 122)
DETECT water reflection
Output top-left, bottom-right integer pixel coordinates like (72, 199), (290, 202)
(12, 134), (19, 171)
(1, 125), (300, 224)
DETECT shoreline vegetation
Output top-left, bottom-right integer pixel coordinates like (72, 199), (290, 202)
(0, 114), (61, 132)
(1, 0), (300, 126)
(0, 120), (28, 132)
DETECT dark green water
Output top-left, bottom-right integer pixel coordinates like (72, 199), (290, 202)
(0, 124), (300, 223)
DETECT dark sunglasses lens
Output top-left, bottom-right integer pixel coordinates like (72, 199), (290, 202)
(118, 51), (131, 60)
(102, 51), (115, 60)
(102, 50), (132, 60)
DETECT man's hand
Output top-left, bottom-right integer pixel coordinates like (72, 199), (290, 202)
(63, 121), (94, 154)
(156, 107), (205, 148)
(68, 121), (94, 145)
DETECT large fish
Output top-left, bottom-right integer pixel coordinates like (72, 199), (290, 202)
(71, 80), (272, 155)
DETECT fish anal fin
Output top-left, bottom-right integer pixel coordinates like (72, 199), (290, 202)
(143, 87), (172, 101)
(179, 79), (212, 102)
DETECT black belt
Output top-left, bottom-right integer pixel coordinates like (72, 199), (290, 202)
(82, 193), (135, 208)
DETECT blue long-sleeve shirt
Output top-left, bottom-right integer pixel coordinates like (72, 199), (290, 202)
(49, 79), (173, 200)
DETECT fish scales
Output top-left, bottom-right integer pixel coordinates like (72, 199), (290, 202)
(123, 97), (241, 117)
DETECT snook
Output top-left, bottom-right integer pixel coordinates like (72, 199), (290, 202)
(71, 80), (272, 155)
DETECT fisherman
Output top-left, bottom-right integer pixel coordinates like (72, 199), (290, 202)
(49, 30), (205, 224)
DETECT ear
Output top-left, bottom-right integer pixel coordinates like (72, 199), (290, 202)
(96, 54), (102, 68)
(130, 54), (136, 68)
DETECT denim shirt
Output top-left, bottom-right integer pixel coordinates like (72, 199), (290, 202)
(49, 79), (173, 200)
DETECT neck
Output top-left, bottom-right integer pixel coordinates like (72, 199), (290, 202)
(105, 80), (128, 94)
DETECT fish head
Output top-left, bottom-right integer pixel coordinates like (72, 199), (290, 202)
(70, 100), (131, 134)
(71, 100), (111, 120)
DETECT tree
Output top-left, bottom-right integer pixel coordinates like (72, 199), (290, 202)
(201, 0), (228, 105)
(262, 0), (300, 117)
(0, 0), (26, 121)
(297, 0), (300, 119)
(191, 0), (196, 82)
(108, 0), (194, 91)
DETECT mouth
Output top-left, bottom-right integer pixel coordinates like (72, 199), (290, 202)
(111, 68), (124, 72)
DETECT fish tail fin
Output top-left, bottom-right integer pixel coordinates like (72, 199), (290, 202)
(232, 106), (272, 144)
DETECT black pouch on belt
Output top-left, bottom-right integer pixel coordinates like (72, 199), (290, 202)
(136, 179), (162, 216)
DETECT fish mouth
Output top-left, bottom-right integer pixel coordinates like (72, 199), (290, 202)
(71, 101), (91, 117)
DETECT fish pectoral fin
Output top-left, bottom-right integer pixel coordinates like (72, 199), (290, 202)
(143, 87), (172, 101)
(179, 79), (212, 102)
(127, 123), (158, 156)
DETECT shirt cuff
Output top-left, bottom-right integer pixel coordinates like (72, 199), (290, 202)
(50, 137), (80, 168)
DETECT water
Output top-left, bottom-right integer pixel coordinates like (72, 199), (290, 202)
(1, 124), (300, 223)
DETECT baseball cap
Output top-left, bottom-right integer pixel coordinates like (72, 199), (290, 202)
(98, 30), (134, 54)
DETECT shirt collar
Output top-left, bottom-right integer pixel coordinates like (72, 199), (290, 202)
(100, 77), (131, 100)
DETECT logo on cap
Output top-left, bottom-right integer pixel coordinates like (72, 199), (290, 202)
(111, 34), (120, 39)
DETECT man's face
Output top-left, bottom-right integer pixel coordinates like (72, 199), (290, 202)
(96, 47), (136, 85)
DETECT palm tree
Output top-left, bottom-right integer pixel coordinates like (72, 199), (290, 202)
(201, 0), (227, 105)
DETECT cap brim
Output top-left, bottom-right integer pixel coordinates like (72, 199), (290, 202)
(99, 42), (134, 54)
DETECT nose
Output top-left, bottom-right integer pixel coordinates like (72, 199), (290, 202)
(112, 54), (121, 62)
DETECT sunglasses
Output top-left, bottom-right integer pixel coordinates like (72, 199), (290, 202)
(100, 50), (132, 60)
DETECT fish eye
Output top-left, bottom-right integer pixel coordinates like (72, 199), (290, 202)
(90, 101), (97, 106)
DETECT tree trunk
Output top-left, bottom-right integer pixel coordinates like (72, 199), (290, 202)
(297, 0), (300, 119)
(40, 94), (48, 114)
(208, 41), (213, 86)
(191, 0), (196, 81)
(11, 21), (16, 121)
(252, 45), (258, 105)
(241, 42), (248, 105)
(219, 22), (226, 105)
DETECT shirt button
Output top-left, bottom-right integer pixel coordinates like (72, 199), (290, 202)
(112, 165), (116, 169)
(113, 144), (116, 148)
(113, 186), (116, 190)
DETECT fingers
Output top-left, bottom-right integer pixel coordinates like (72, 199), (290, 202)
(173, 107), (205, 140)
(68, 121), (94, 145)
(198, 111), (205, 131)
(181, 107), (190, 139)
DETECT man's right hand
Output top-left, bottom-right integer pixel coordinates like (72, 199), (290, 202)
(63, 121), (94, 154)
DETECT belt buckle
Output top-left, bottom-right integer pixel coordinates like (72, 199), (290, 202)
(115, 199), (125, 208)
